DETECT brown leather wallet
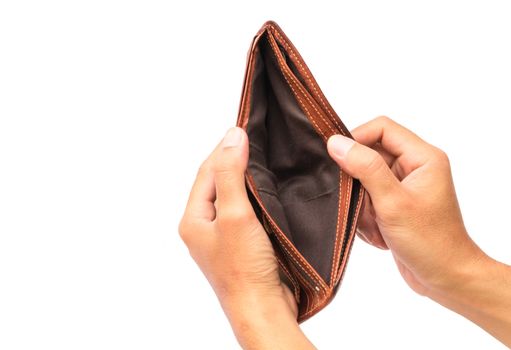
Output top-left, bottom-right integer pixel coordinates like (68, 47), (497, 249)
(235, 21), (365, 322)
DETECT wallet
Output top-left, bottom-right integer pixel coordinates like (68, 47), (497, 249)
(235, 21), (365, 322)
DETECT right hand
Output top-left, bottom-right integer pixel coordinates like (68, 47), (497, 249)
(327, 116), (485, 296)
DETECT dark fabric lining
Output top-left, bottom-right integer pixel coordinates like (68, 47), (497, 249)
(246, 34), (340, 284)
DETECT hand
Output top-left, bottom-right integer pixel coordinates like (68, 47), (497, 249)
(179, 127), (314, 349)
(328, 116), (481, 295)
(327, 116), (511, 346)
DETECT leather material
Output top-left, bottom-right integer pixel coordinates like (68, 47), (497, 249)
(236, 21), (365, 322)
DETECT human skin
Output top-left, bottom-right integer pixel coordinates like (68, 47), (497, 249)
(179, 116), (511, 348)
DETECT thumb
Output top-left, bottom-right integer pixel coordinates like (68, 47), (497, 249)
(327, 134), (401, 204)
(213, 127), (252, 216)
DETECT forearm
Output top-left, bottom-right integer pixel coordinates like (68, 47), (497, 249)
(428, 253), (511, 347)
(221, 292), (315, 350)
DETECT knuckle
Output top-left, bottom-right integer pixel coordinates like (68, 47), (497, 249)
(178, 218), (192, 245)
(381, 191), (415, 221)
(427, 147), (451, 170)
(375, 115), (393, 125)
(197, 160), (212, 177)
(214, 165), (235, 179)
(394, 192), (415, 212)
(361, 150), (386, 174)
(216, 207), (253, 230)
(214, 169), (239, 191)
(213, 156), (237, 177)
(434, 148), (450, 165)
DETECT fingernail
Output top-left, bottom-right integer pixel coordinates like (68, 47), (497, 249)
(222, 127), (242, 148)
(329, 135), (355, 159)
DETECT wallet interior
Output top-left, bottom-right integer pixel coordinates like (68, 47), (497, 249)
(246, 33), (342, 285)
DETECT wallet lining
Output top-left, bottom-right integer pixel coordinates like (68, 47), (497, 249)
(246, 32), (342, 285)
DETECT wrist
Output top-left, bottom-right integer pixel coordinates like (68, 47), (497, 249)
(426, 251), (511, 345)
(418, 229), (488, 299)
(221, 288), (314, 349)
(426, 248), (492, 304)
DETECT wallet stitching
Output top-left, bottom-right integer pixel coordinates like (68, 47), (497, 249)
(263, 215), (301, 300)
(271, 228), (312, 314)
(274, 230), (315, 315)
(267, 25), (348, 287)
(266, 31), (335, 138)
(267, 28), (348, 288)
(248, 141), (264, 154)
(244, 25), (365, 320)
(287, 80), (327, 139)
(256, 188), (279, 197)
(270, 219), (325, 290)
(274, 67), (326, 140)
(269, 25), (345, 135)
(336, 186), (365, 284)
(258, 187), (339, 203)
(246, 174), (327, 291)
(330, 172), (348, 285)
(277, 257), (300, 302)
(340, 176), (353, 278)
(237, 44), (253, 127)
(281, 65), (335, 137)
(330, 172), (343, 284)
(268, 24), (365, 313)
(289, 261), (312, 314)
(238, 42), (260, 130)
(262, 196), (321, 306)
(334, 174), (352, 284)
(301, 291), (331, 319)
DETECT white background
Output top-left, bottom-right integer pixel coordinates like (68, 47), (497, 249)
(1, 1), (510, 349)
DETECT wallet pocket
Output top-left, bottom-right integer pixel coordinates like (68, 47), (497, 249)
(237, 21), (364, 322)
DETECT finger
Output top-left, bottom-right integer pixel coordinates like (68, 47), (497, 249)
(357, 227), (388, 250)
(184, 160), (217, 222)
(373, 142), (395, 167)
(182, 137), (227, 223)
(351, 116), (433, 168)
(356, 194), (388, 250)
(327, 134), (402, 205)
(179, 139), (226, 250)
(367, 143), (410, 181)
(370, 143), (410, 181)
(211, 127), (254, 224)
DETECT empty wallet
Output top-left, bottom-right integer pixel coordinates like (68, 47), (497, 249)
(235, 21), (365, 322)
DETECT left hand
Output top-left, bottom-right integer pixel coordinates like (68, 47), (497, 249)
(179, 127), (314, 349)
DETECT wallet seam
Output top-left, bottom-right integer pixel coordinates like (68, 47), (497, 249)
(238, 22), (367, 322)
(246, 175), (327, 291)
(330, 172), (350, 285)
(271, 221), (317, 316)
(237, 27), (325, 320)
(268, 24), (345, 135)
(270, 216), (325, 291)
(335, 185), (365, 284)
(268, 22), (360, 288)
(266, 31), (336, 138)
(266, 27), (343, 310)
(277, 256), (300, 301)
(330, 172), (343, 285)
(266, 27), (352, 287)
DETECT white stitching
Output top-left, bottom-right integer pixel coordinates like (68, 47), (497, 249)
(265, 33), (326, 139)
(247, 175), (327, 290)
(270, 218), (325, 289)
(277, 257), (300, 301)
(266, 32), (336, 137)
(269, 25), (345, 135)
(329, 172), (344, 284)
(334, 178), (352, 282)
(335, 185), (364, 284)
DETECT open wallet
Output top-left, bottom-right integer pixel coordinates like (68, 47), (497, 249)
(235, 21), (365, 322)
